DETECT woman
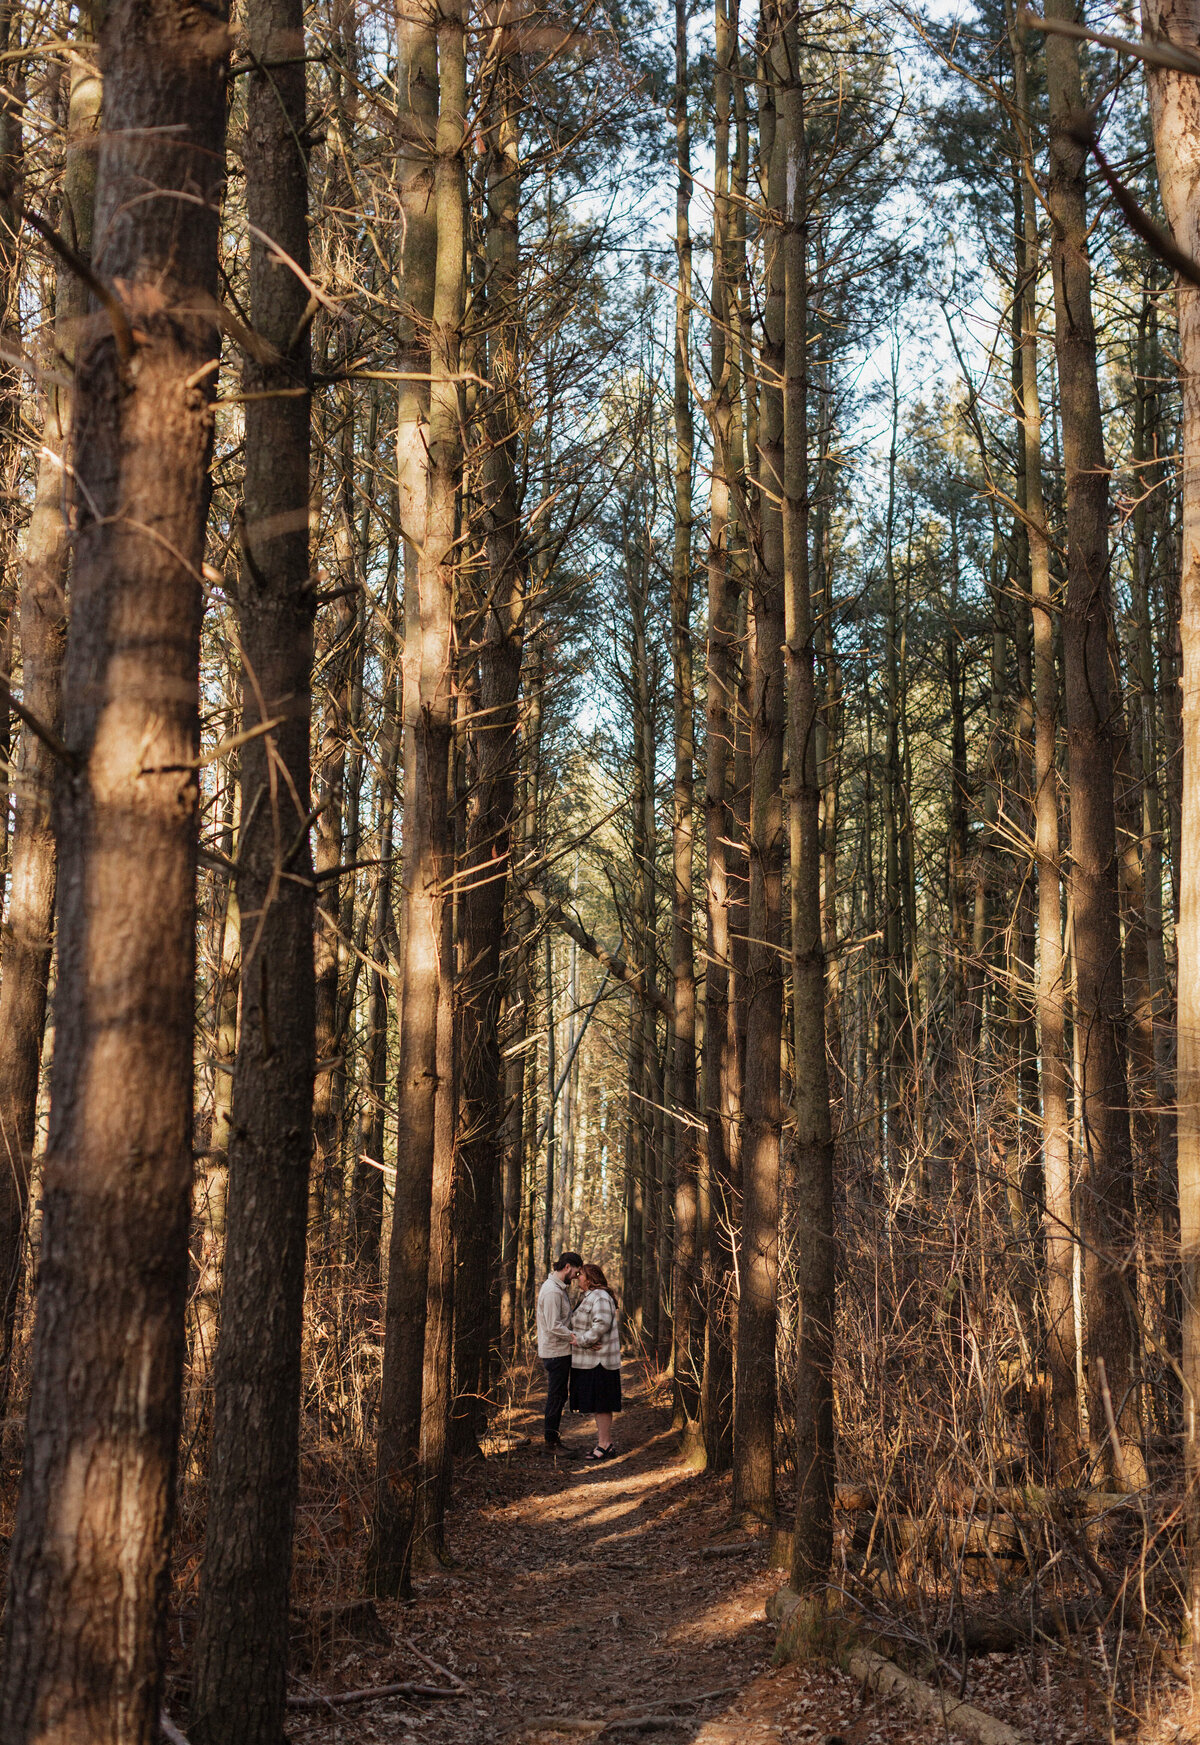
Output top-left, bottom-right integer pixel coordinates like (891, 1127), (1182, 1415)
(569, 1263), (622, 1460)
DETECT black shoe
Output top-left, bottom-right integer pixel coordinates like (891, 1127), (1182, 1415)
(545, 1435), (582, 1458)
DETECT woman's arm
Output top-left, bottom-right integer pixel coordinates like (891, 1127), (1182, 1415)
(576, 1294), (615, 1349)
(572, 1295), (606, 1348)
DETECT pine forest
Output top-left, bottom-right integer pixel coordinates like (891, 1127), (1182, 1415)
(0, 0), (1199, 1738)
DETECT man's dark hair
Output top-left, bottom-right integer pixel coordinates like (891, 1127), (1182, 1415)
(555, 1251), (583, 1272)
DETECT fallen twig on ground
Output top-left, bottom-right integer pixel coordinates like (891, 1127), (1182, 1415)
(403, 1638), (467, 1690)
(286, 1681), (469, 1710)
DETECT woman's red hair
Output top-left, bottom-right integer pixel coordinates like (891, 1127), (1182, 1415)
(580, 1262), (616, 1301)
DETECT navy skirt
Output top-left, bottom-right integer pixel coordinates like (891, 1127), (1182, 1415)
(570, 1364), (622, 1414)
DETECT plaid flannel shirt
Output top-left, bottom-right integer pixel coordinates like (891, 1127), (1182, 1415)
(570, 1289), (621, 1369)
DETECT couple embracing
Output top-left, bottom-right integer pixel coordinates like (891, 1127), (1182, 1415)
(536, 1252), (623, 1462)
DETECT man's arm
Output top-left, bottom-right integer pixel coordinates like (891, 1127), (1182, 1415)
(551, 1285), (575, 1340)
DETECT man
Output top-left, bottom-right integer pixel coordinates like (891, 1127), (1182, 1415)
(537, 1251), (582, 1452)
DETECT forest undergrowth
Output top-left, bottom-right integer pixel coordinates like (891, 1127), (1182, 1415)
(94, 1352), (1188, 1745)
(122, 1098), (1192, 1744)
(90, 1109), (1195, 1745)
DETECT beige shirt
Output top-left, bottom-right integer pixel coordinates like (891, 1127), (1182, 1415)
(536, 1272), (573, 1358)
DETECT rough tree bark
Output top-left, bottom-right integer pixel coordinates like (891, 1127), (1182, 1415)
(1044, 0), (1145, 1485)
(671, 0), (702, 1451)
(734, 4), (785, 1524)
(629, 524), (661, 1348)
(1010, 11), (1079, 1471)
(0, 0), (228, 1735)
(1139, 0), (1200, 1638)
(369, 0), (461, 1597)
(701, 0), (740, 1474)
(778, 11), (835, 1590)
(452, 6), (526, 1447)
(0, 35), (98, 1413)
(189, 0), (315, 1734)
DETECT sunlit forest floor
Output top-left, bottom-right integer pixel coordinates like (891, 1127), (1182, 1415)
(115, 1359), (1197, 1743)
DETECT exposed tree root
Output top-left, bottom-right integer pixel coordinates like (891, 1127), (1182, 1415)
(769, 1587), (1032, 1745)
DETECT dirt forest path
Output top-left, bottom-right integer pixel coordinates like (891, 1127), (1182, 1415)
(284, 1362), (1056, 1745)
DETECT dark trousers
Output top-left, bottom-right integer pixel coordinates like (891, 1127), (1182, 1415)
(542, 1355), (571, 1440)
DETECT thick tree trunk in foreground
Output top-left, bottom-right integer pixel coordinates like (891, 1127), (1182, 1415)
(190, 0), (314, 1737)
(1044, 0), (1145, 1486)
(0, 1), (227, 1735)
(1140, 0), (1200, 1638)
(0, 41), (98, 1411)
(370, 0), (461, 1598)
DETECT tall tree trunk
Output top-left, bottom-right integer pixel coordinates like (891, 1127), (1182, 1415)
(1130, 296), (1179, 1380)
(778, 15), (835, 1591)
(1044, 0), (1145, 1485)
(733, 9), (784, 1524)
(453, 24), (526, 1442)
(701, 0), (739, 1474)
(624, 975), (644, 1326)
(671, 0), (701, 1448)
(1010, 13), (1078, 1470)
(947, 526), (970, 1010)
(1139, 0), (1200, 1635)
(631, 543), (660, 1349)
(190, 0), (315, 1734)
(0, 0), (228, 1732)
(815, 372), (843, 1090)
(728, 29), (752, 1196)
(505, 647), (542, 1350)
(364, 0), (437, 1593)
(500, 961), (525, 1358)
(882, 373), (908, 1168)
(0, 37), (97, 1414)
(370, 0), (463, 1597)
